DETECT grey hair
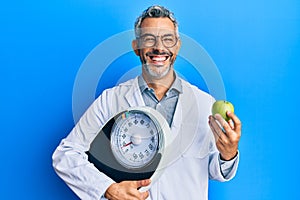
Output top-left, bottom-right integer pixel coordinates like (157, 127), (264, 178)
(134, 5), (179, 38)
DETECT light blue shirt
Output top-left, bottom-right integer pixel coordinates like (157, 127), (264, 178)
(138, 74), (182, 126)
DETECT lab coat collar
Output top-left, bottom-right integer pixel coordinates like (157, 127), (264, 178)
(137, 73), (183, 94)
(124, 77), (146, 107)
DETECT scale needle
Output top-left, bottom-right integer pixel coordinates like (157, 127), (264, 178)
(122, 142), (133, 148)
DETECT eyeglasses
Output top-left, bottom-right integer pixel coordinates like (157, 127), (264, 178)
(138, 33), (178, 48)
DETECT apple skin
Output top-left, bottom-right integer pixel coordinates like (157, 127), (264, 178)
(211, 100), (234, 121)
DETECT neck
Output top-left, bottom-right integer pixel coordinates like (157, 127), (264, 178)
(142, 69), (175, 101)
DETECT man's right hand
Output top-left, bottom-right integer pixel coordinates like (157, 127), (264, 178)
(104, 179), (151, 200)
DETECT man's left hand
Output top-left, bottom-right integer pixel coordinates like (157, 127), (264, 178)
(208, 112), (241, 160)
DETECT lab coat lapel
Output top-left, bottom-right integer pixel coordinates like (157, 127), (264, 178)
(170, 98), (182, 134)
(124, 77), (145, 107)
(162, 89), (183, 166)
(163, 81), (200, 166)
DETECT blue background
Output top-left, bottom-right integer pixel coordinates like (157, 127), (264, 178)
(1, 0), (299, 199)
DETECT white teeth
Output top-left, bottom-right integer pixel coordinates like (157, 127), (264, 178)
(152, 56), (167, 61)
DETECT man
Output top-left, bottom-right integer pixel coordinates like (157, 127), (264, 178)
(52, 5), (241, 200)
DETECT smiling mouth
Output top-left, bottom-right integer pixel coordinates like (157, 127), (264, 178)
(149, 55), (169, 62)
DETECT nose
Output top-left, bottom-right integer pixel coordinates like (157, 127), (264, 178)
(154, 36), (164, 50)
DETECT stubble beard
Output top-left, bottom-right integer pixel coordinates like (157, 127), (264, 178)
(143, 63), (171, 79)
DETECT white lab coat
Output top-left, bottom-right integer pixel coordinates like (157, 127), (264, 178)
(52, 76), (239, 200)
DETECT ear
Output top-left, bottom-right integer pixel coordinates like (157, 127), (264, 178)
(132, 40), (140, 56)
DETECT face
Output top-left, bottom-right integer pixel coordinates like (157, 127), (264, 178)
(132, 17), (181, 79)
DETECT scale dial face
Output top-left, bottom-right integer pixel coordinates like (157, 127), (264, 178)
(111, 110), (161, 169)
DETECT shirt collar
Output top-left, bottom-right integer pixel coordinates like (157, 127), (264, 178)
(138, 75), (149, 92)
(138, 72), (183, 94)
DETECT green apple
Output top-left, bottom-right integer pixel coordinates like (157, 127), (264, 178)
(211, 100), (234, 121)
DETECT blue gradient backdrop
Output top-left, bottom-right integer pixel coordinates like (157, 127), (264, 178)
(1, 1), (299, 199)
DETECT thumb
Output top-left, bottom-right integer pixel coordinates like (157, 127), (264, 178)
(134, 179), (151, 188)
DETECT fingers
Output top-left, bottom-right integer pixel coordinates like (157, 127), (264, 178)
(212, 113), (241, 138)
(228, 119), (234, 129)
(215, 114), (235, 136)
(132, 179), (151, 199)
(209, 115), (228, 143)
(134, 179), (151, 188)
(105, 180), (150, 200)
(209, 113), (241, 160)
(227, 111), (242, 134)
(132, 180), (151, 200)
(141, 191), (150, 199)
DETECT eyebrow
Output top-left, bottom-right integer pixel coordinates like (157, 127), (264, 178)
(140, 33), (175, 37)
(139, 33), (155, 38)
(162, 33), (174, 37)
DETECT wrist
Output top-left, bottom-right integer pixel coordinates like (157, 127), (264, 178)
(104, 183), (117, 199)
(220, 151), (238, 161)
